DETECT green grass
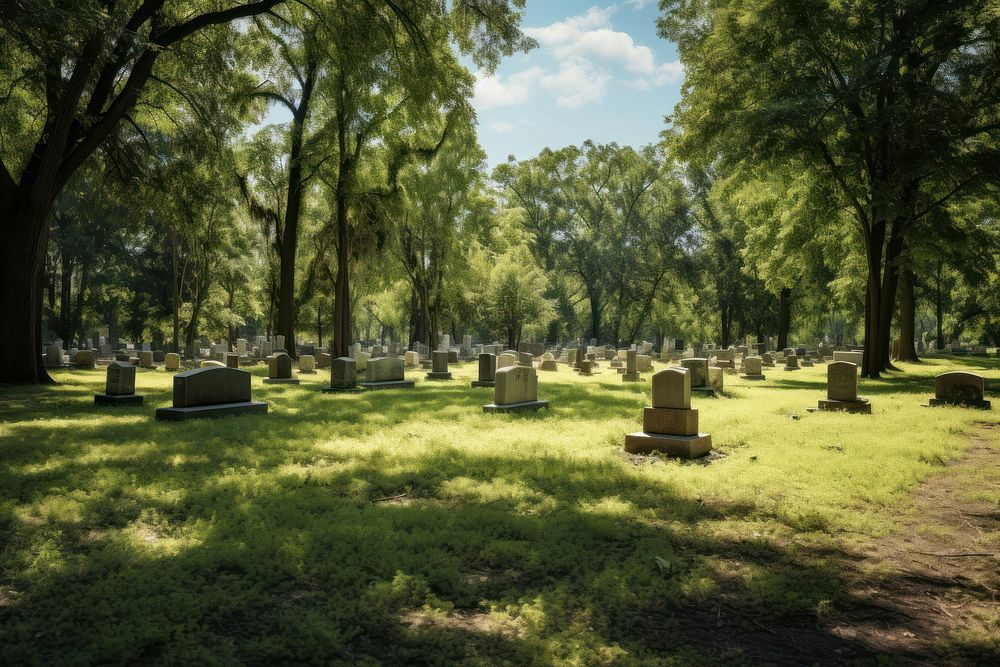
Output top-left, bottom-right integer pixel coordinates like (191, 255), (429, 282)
(2, 357), (999, 664)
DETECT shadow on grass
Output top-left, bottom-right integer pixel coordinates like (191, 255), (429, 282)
(1, 371), (997, 664)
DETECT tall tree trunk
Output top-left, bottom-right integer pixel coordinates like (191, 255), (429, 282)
(332, 195), (352, 358)
(776, 287), (791, 350)
(935, 260), (945, 350)
(0, 204), (54, 383)
(59, 249), (74, 344)
(896, 266), (918, 362)
(172, 228), (180, 353)
(587, 287), (600, 343)
(861, 221), (886, 378)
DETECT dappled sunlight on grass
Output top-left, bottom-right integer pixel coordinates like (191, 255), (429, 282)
(2, 355), (999, 662)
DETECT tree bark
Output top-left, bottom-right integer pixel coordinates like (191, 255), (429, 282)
(776, 287), (791, 351)
(0, 204), (55, 383)
(896, 266), (918, 362)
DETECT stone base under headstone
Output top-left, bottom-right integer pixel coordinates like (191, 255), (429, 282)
(298, 370), (317, 374)
(740, 373), (766, 381)
(321, 385), (365, 393)
(624, 432), (712, 458)
(928, 398), (991, 410)
(811, 398), (871, 414)
(359, 380), (415, 390)
(471, 380), (495, 388)
(783, 367), (801, 371)
(483, 400), (549, 414)
(420, 360), (433, 370)
(691, 386), (716, 397)
(262, 378), (300, 385)
(425, 372), (453, 380)
(155, 401), (268, 421)
(621, 372), (642, 382)
(94, 393), (144, 407)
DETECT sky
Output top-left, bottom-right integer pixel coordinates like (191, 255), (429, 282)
(472, 1), (683, 168)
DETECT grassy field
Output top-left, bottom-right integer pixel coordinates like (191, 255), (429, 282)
(2, 356), (999, 664)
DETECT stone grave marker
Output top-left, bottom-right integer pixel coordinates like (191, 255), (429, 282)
(226, 353), (240, 369)
(810, 362), (871, 414)
(323, 357), (362, 392)
(472, 353), (497, 387)
(740, 356), (765, 380)
(299, 355), (316, 374)
(680, 358), (714, 395)
(404, 350), (419, 367)
(497, 352), (516, 369)
(539, 352), (558, 371)
(784, 354), (800, 371)
(94, 361), (143, 406)
(360, 357), (414, 390)
(624, 367), (712, 458)
(74, 349), (96, 369)
(622, 350), (640, 382)
(928, 372), (990, 409)
(164, 353), (181, 371)
(264, 352), (299, 384)
(483, 365), (549, 413)
(156, 367), (267, 421)
(426, 350), (453, 380)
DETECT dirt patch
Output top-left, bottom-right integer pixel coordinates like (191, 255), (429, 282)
(822, 425), (1000, 662)
(400, 608), (525, 640)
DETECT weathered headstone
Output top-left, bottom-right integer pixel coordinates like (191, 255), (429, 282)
(156, 367), (267, 421)
(473, 353), (498, 387)
(323, 357), (362, 392)
(94, 361), (143, 406)
(539, 352), (558, 371)
(264, 352), (299, 384)
(200, 360), (225, 368)
(622, 349), (640, 382)
(811, 362), (871, 414)
(740, 356), (765, 380)
(74, 349), (96, 369)
(226, 353), (240, 369)
(708, 365), (725, 392)
(404, 350), (420, 367)
(164, 353), (181, 371)
(483, 365), (549, 413)
(833, 350), (863, 367)
(928, 372), (990, 409)
(625, 368), (712, 458)
(299, 354), (316, 374)
(497, 352), (516, 369)
(45, 343), (64, 368)
(517, 352), (534, 367)
(680, 358), (713, 395)
(317, 352), (331, 369)
(360, 356), (414, 390)
(426, 350), (453, 380)
(783, 354), (800, 371)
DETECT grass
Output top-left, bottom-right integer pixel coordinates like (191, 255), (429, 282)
(2, 356), (1000, 664)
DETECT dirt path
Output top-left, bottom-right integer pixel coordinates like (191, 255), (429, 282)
(823, 422), (1000, 663)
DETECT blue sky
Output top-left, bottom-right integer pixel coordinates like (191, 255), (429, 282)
(472, 1), (682, 167)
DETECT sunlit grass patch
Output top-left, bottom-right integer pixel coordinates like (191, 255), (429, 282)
(1, 356), (999, 662)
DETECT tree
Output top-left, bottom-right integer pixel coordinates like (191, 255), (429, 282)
(482, 247), (555, 349)
(660, 0), (1000, 377)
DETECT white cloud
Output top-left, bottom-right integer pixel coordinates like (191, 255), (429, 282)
(625, 0), (653, 9)
(538, 56), (610, 108)
(489, 118), (530, 133)
(472, 5), (681, 112)
(473, 67), (544, 110)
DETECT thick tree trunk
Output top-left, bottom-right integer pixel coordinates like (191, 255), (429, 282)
(935, 261), (945, 350)
(776, 287), (791, 351)
(332, 195), (352, 358)
(0, 203), (54, 384)
(861, 221), (886, 378)
(587, 288), (600, 343)
(896, 267), (918, 362)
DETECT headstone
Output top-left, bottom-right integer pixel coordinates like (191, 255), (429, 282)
(517, 352), (534, 367)
(708, 366), (724, 392)
(929, 372), (990, 409)
(622, 350), (640, 382)
(740, 356), (765, 380)
(317, 352), (331, 369)
(164, 353), (181, 371)
(299, 354), (316, 373)
(275, 334), (285, 351)
(833, 350), (863, 367)
(323, 357), (362, 392)
(539, 352), (558, 372)
(783, 354), (800, 371)
(404, 350), (419, 367)
(45, 343), (63, 368)
(226, 353), (240, 369)
(264, 352), (299, 384)
(438, 334), (450, 352)
(155, 367), (267, 421)
(483, 365), (548, 413)
(473, 353), (497, 387)
(236, 339), (248, 356)
(426, 350), (453, 380)
(153, 350), (165, 363)
(680, 358), (713, 394)
(497, 352), (516, 369)
(359, 356), (413, 390)
(74, 349), (96, 369)
(811, 362), (870, 414)
(625, 368), (711, 458)
(94, 361), (143, 406)
(447, 349), (459, 364)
